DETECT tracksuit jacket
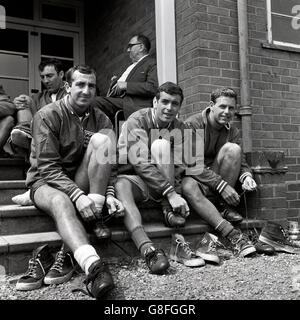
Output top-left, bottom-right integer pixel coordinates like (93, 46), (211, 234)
(26, 95), (113, 202)
(117, 107), (187, 198)
(184, 107), (253, 194)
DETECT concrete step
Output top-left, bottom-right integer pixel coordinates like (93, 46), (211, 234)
(0, 180), (27, 205)
(0, 158), (27, 180)
(0, 219), (266, 275)
(0, 205), (55, 235)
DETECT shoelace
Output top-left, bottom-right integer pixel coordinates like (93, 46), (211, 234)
(83, 263), (105, 297)
(175, 239), (194, 257)
(145, 248), (161, 266)
(206, 239), (217, 252)
(280, 226), (296, 245)
(25, 257), (45, 277)
(50, 251), (65, 272)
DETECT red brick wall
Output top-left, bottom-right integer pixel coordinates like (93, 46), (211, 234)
(176, 0), (300, 221)
(84, 0), (156, 95)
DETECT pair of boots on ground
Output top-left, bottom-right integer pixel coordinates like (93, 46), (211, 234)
(16, 244), (115, 300)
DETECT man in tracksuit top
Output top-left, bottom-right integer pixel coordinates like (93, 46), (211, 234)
(182, 87), (258, 258)
(115, 82), (206, 275)
(18, 65), (123, 299)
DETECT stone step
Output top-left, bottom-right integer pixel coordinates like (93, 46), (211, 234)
(0, 218), (266, 275)
(0, 205), (55, 235)
(0, 158), (27, 181)
(0, 180), (27, 205)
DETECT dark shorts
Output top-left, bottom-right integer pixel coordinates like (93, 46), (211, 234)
(29, 180), (48, 207)
(117, 174), (162, 203)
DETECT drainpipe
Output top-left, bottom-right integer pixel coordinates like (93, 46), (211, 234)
(237, 0), (252, 153)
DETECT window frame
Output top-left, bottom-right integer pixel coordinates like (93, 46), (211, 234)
(266, 0), (300, 49)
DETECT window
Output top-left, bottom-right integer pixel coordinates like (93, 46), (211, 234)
(267, 0), (300, 48)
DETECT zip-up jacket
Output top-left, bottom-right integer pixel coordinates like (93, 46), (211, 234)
(26, 96), (113, 202)
(184, 107), (253, 194)
(117, 108), (187, 198)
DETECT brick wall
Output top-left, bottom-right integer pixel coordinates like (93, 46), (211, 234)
(175, 0), (300, 221)
(84, 0), (156, 96)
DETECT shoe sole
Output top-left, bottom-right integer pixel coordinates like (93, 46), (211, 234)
(239, 246), (256, 257)
(44, 270), (75, 285)
(259, 235), (299, 254)
(169, 254), (205, 267)
(195, 251), (220, 264)
(16, 278), (43, 291)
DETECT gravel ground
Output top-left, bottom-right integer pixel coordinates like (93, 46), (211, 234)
(1, 248), (300, 300)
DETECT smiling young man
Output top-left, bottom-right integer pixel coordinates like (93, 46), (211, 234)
(181, 87), (273, 259)
(16, 65), (123, 299)
(115, 82), (205, 274)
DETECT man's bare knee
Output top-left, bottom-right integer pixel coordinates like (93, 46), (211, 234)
(182, 177), (204, 199)
(49, 193), (75, 219)
(222, 142), (241, 158)
(115, 178), (133, 197)
(90, 133), (111, 151)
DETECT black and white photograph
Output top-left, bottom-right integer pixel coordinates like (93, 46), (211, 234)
(0, 0), (299, 309)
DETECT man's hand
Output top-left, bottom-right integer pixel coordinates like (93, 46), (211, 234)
(117, 81), (127, 91)
(106, 196), (125, 217)
(75, 194), (100, 222)
(242, 176), (257, 191)
(166, 191), (190, 218)
(13, 94), (33, 110)
(220, 184), (240, 207)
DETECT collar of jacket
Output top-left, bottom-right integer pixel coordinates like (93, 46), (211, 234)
(151, 107), (172, 130)
(63, 95), (90, 119)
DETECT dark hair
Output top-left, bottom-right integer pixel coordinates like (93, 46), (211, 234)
(210, 87), (237, 104)
(156, 81), (184, 104)
(135, 34), (151, 53)
(38, 58), (64, 74)
(65, 65), (97, 85)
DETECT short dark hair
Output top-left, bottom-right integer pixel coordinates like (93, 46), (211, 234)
(65, 65), (97, 85)
(156, 81), (184, 104)
(135, 34), (151, 53)
(38, 58), (64, 74)
(210, 87), (237, 104)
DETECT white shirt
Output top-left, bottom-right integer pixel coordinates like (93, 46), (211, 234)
(118, 54), (149, 82)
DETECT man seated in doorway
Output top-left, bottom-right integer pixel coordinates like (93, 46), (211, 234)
(0, 85), (16, 155)
(114, 82), (206, 275)
(16, 65), (123, 299)
(94, 34), (158, 122)
(6, 58), (67, 206)
(182, 87), (264, 258)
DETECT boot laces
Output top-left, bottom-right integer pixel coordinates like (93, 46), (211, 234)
(83, 263), (105, 297)
(50, 250), (65, 272)
(280, 226), (294, 245)
(25, 256), (45, 277)
(145, 248), (164, 266)
(176, 238), (194, 257)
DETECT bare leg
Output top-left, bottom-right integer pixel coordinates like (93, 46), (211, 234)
(34, 185), (89, 252)
(182, 177), (234, 237)
(0, 116), (14, 149)
(75, 133), (113, 195)
(150, 139), (174, 184)
(115, 177), (149, 250)
(212, 142), (241, 187)
(151, 139), (185, 227)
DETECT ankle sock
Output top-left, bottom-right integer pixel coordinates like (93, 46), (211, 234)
(74, 244), (100, 274)
(215, 219), (234, 237)
(131, 226), (153, 257)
